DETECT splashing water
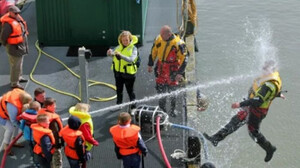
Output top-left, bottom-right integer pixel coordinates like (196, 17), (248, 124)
(61, 74), (254, 122)
(61, 20), (280, 168)
(194, 19), (281, 168)
(88, 73), (254, 115)
(244, 18), (279, 71)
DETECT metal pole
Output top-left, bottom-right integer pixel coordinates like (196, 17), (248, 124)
(78, 46), (89, 104)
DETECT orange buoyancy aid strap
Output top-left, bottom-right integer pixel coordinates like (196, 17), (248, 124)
(119, 146), (140, 156)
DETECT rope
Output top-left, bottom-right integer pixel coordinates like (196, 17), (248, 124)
(187, 0), (197, 27)
(31, 41), (117, 102)
(180, 0), (189, 39)
(180, 0), (198, 37)
(188, 0), (198, 35)
(176, 0), (180, 31)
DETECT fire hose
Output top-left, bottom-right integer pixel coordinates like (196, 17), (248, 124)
(155, 114), (210, 168)
(0, 132), (23, 168)
(156, 116), (172, 168)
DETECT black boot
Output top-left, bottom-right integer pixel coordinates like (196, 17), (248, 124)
(204, 115), (245, 147)
(257, 138), (276, 162)
(203, 127), (230, 147)
(265, 145), (276, 162)
(203, 133), (220, 147)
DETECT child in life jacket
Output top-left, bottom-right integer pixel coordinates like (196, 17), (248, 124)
(110, 112), (148, 168)
(38, 97), (63, 168)
(59, 116), (86, 168)
(19, 101), (41, 167)
(69, 103), (99, 164)
(31, 114), (54, 168)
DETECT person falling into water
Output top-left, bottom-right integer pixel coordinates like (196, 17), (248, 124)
(204, 60), (285, 162)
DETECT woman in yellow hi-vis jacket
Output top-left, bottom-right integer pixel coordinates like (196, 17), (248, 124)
(107, 31), (139, 109)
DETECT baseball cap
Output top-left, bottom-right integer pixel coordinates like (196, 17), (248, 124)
(8, 6), (21, 14)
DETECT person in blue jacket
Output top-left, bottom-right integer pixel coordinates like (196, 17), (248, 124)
(20, 101), (41, 167)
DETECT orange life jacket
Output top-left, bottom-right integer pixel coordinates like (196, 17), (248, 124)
(31, 123), (55, 157)
(0, 88), (24, 119)
(0, 13), (28, 44)
(18, 112), (37, 126)
(59, 125), (85, 160)
(38, 108), (63, 130)
(110, 124), (140, 156)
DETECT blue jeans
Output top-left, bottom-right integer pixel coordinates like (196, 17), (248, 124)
(122, 153), (141, 168)
(67, 158), (80, 168)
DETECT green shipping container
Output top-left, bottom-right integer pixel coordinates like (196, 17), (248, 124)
(36, 0), (148, 46)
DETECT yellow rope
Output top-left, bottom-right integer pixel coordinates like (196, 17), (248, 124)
(187, 0), (197, 27)
(30, 41), (117, 102)
(181, 0), (198, 36)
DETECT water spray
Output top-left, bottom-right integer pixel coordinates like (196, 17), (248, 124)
(90, 74), (253, 115)
(62, 73), (254, 121)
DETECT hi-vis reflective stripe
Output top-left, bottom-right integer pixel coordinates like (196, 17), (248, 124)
(255, 76), (279, 87)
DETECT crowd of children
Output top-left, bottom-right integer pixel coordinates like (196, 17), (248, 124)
(0, 86), (149, 168)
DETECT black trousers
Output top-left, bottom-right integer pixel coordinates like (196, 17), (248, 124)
(156, 84), (178, 113)
(35, 154), (51, 168)
(247, 108), (268, 142)
(115, 73), (136, 104)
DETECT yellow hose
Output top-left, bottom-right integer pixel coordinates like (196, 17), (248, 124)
(30, 41), (117, 102)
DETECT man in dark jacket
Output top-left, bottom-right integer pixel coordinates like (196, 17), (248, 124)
(0, 5), (29, 89)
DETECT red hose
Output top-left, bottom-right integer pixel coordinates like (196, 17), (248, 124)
(0, 132), (23, 168)
(156, 116), (172, 168)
